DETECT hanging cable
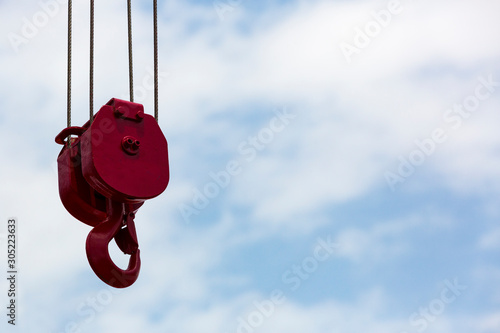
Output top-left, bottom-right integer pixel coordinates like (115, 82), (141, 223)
(153, 0), (159, 122)
(127, 0), (134, 102)
(67, 0), (159, 125)
(67, 0), (72, 128)
(90, 0), (95, 123)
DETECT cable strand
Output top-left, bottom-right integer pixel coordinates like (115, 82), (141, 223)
(90, 0), (95, 123)
(127, 0), (134, 102)
(67, 0), (72, 128)
(154, 0), (158, 122)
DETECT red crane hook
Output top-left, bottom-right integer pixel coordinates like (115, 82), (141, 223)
(86, 199), (141, 288)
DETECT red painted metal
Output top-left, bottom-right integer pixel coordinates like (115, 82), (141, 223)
(86, 200), (141, 288)
(56, 126), (107, 227)
(55, 98), (169, 288)
(81, 99), (169, 203)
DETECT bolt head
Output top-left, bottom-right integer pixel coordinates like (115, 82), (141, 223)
(115, 106), (126, 116)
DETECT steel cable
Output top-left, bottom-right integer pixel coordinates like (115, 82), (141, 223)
(90, 0), (95, 123)
(153, 0), (158, 122)
(67, 0), (72, 128)
(127, 0), (134, 102)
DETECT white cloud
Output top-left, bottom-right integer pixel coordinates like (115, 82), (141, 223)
(478, 227), (500, 251)
(477, 312), (500, 332)
(183, 0), (500, 229)
(333, 216), (423, 264)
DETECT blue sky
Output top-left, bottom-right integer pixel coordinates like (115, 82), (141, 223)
(1, 0), (500, 332)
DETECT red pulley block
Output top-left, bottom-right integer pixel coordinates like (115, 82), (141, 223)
(56, 98), (169, 288)
(81, 99), (169, 203)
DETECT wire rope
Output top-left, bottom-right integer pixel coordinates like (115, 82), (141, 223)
(90, 0), (95, 123)
(153, 0), (159, 122)
(67, 0), (72, 128)
(127, 0), (134, 102)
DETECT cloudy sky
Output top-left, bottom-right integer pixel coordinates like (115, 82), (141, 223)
(1, 0), (500, 332)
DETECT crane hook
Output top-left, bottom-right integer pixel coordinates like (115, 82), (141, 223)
(85, 199), (141, 288)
